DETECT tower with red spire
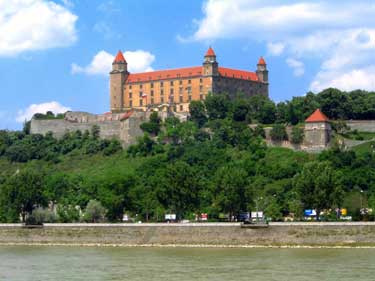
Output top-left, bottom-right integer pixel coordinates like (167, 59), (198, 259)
(203, 46), (219, 77)
(110, 50), (129, 112)
(304, 109), (332, 149)
(256, 56), (268, 83)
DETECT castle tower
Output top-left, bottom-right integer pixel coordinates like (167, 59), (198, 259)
(203, 47), (219, 76)
(110, 50), (129, 112)
(304, 109), (331, 149)
(256, 57), (268, 83)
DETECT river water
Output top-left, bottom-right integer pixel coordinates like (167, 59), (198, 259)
(0, 246), (374, 280)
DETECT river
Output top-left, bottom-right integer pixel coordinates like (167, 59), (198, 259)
(0, 246), (374, 280)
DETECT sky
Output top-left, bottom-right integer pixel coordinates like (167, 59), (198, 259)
(1, 0), (375, 130)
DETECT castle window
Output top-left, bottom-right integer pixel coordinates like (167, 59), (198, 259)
(170, 81), (174, 86)
(170, 88), (174, 95)
(129, 101), (133, 107)
(161, 89), (164, 95)
(160, 81), (164, 87)
(129, 85), (132, 89)
(179, 95), (183, 103)
(140, 99), (143, 106)
(180, 105), (183, 111)
(140, 84), (143, 89)
(161, 97), (164, 103)
(150, 82), (154, 88)
(151, 98), (154, 104)
(188, 95), (192, 102)
(200, 78), (203, 83)
(129, 93), (132, 99)
(139, 91), (143, 98)
(200, 94), (204, 100)
(151, 90), (154, 96)
(179, 87), (183, 94)
(187, 86), (192, 94)
(179, 80), (183, 85)
(200, 85), (203, 91)
(188, 79), (191, 84)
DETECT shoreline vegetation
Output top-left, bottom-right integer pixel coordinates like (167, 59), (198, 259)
(1, 89), (375, 224)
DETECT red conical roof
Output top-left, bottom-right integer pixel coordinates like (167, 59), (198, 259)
(205, 46), (216, 57)
(305, 109), (329, 123)
(258, 56), (266, 65)
(113, 50), (126, 63)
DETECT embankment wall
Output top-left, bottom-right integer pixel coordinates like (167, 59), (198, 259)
(347, 120), (375, 132)
(1, 223), (375, 247)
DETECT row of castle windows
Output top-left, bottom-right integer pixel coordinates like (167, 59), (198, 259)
(128, 86), (199, 99)
(128, 78), (203, 90)
(128, 94), (204, 107)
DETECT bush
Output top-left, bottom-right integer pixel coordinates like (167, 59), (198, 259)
(26, 208), (57, 225)
(270, 124), (288, 141)
(290, 126), (304, 144)
(83, 200), (107, 223)
(57, 205), (81, 223)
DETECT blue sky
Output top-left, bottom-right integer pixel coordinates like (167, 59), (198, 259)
(1, 0), (375, 130)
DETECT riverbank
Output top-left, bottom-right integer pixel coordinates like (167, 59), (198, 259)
(1, 222), (375, 248)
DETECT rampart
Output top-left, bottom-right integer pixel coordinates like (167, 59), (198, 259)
(1, 223), (375, 247)
(30, 111), (173, 148)
(347, 120), (375, 132)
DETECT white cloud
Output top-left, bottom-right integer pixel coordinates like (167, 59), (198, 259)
(16, 101), (71, 123)
(72, 50), (155, 76)
(311, 67), (375, 92)
(0, 0), (78, 57)
(61, 0), (74, 8)
(286, 58), (305, 77)
(267, 42), (285, 56)
(97, 1), (120, 14)
(184, 0), (375, 92)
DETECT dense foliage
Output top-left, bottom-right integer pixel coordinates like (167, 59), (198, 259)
(0, 88), (375, 223)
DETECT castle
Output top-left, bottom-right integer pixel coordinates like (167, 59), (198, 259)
(110, 47), (269, 113)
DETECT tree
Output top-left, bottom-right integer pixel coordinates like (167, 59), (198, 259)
(290, 126), (304, 144)
(83, 200), (107, 223)
(189, 101), (207, 128)
(204, 94), (231, 120)
(0, 168), (46, 222)
(213, 165), (248, 220)
(91, 125), (100, 139)
(293, 161), (344, 220)
(140, 112), (162, 135)
(270, 124), (288, 142)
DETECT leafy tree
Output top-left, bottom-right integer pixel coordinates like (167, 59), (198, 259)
(270, 124), (288, 142)
(0, 168), (46, 222)
(140, 112), (162, 135)
(293, 161), (344, 220)
(213, 165), (248, 220)
(290, 126), (304, 144)
(83, 200), (107, 223)
(189, 100), (207, 128)
(205, 94), (231, 120)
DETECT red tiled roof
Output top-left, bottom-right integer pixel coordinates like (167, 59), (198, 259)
(127, 66), (203, 83)
(113, 50), (126, 63)
(258, 56), (266, 65)
(126, 66), (259, 83)
(305, 109), (329, 122)
(205, 47), (216, 57)
(218, 67), (259, 81)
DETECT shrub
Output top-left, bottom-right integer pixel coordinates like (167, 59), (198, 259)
(270, 124), (288, 141)
(290, 126), (304, 144)
(83, 200), (107, 223)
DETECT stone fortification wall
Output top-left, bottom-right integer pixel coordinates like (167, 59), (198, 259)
(213, 76), (268, 97)
(347, 120), (375, 132)
(1, 223), (375, 247)
(30, 119), (122, 140)
(30, 110), (185, 148)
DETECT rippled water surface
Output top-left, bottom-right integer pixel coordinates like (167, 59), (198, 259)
(1, 246), (375, 280)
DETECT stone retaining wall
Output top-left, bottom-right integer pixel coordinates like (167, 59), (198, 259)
(1, 223), (375, 247)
